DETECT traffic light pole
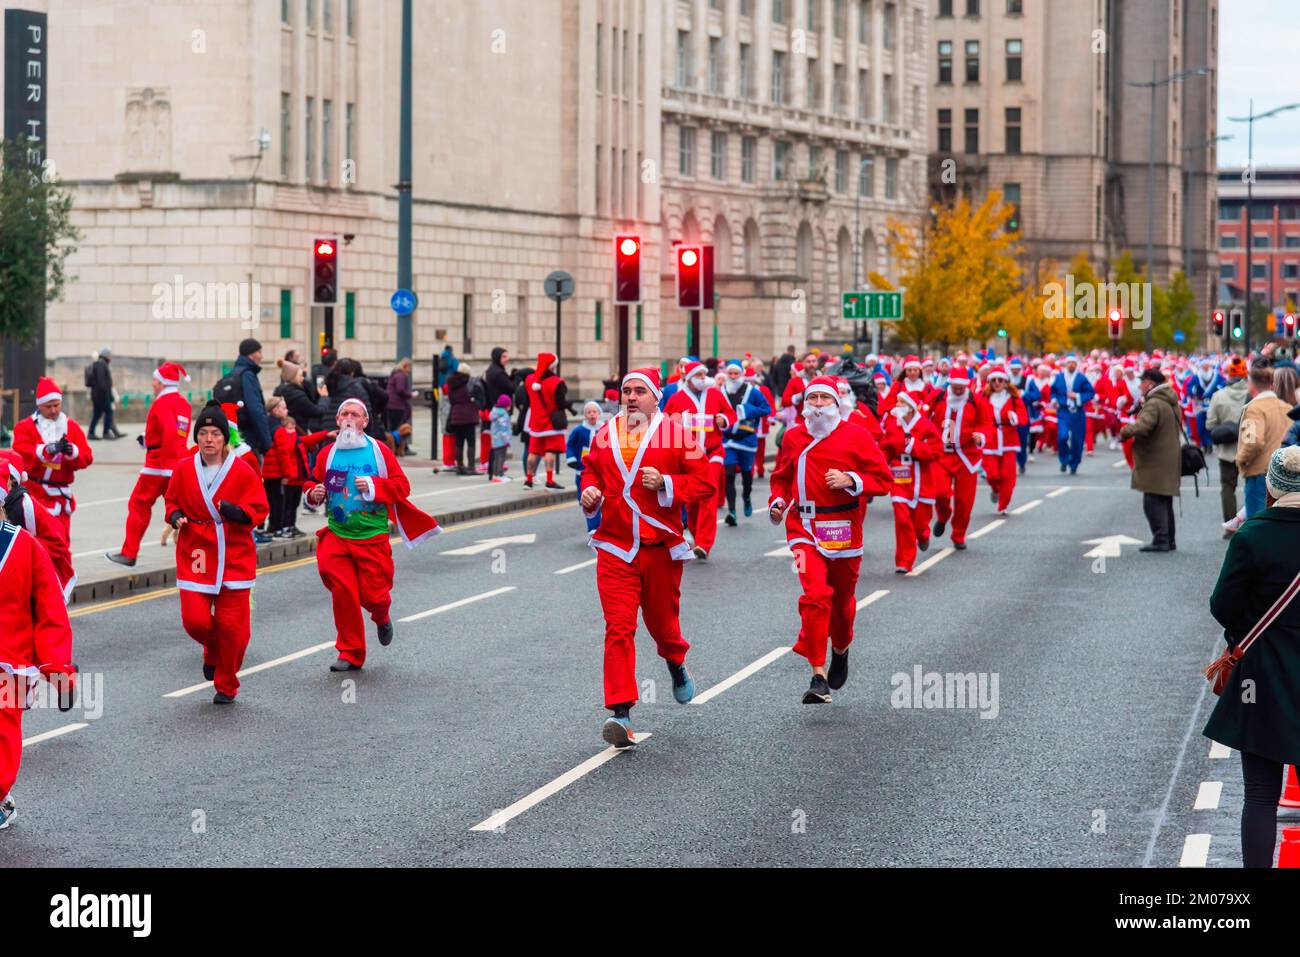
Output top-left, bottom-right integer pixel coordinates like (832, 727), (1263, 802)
(323, 306), (334, 353)
(689, 309), (700, 359)
(555, 296), (562, 367)
(395, 0), (414, 362)
(617, 305), (630, 380)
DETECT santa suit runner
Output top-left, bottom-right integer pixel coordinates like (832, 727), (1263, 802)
(880, 410), (943, 572)
(930, 392), (991, 545)
(120, 388), (192, 560)
(663, 385), (736, 553)
(12, 412), (92, 539)
(983, 390), (1028, 512)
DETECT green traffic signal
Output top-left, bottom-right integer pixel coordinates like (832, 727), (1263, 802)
(996, 328), (1006, 337)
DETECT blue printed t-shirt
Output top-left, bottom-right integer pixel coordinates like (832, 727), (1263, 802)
(324, 443), (388, 540)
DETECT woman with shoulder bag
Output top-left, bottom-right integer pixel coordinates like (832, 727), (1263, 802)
(1204, 445), (1300, 866)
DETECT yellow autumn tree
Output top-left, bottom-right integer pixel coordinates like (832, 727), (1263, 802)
(998, 259), (1075, 354)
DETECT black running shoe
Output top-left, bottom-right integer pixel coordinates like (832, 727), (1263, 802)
(377, 619), (394, 646)
(213, 692), (236, 705)
(827, 649), (849, 690)
(105, 552), (136, 567)
(933, 520), (946, 538)
(725, 511), (737, 527)
(203, 664), (215, 681)
(802, 674), (832, 704)
(545, 481), (564, 490)
(330, 658), (362, 672)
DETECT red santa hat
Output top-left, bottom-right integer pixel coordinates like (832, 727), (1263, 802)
(743, 366), (759, 381)
(803, 376), (840, 401)
(902, 355), (923, 372)
(0, 449), (27, 484)
(622, 367), (662, 399)
(35, 377), (62, 406)
(1122, 357), (1136, 370)
(948, 367), (972, 386)
(154, 362), (191, 387)
(895, 390), (924, 413)
(219, 401), (243, 425)
(681, 360), (707, 383)
(921, 356), (935, 368)
(986, 366), (1009, 381)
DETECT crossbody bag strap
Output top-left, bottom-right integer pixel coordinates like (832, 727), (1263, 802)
(1236, 568), (1300, 658)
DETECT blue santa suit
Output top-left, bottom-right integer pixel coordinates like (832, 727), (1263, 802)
(1008, 370), (1032, 469)
(721, 381), (772, 473)
(1051, 366), (1095, 472)
(1186, 368), (1225, 451)
(565, 420), (600, 532)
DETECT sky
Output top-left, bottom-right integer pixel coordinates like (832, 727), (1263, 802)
(1216, 0), (1300, 169)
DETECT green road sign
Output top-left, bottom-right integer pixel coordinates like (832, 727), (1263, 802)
(841, 290), (903, 320)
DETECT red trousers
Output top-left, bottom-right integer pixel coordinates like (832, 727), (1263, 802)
(442, 433), (456, 467)
(983, 451), (1018, 513)
(892, 501), (933, 571)
(29, 487), (72, 542)
(120, 473), (171, 559)
(0, 703), (21, 800)
(596, 546), (689, 708)
(180, 588), (252, 698)
(1122, 436), (1135, 468)
(791, 545), (861, 668)
(756, 437), (768, 477)
(317, 532), (394, 667)
(933, 456), (978, 544)
(687, 461), (723, 553)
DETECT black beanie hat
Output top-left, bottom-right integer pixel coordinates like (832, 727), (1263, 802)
(192, 401), (230, 444)
(239, 337), (262, 357)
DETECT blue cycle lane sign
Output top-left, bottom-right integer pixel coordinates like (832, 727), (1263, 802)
(390, 289), (418, 316)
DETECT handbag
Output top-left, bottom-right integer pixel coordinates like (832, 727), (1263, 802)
(1204, 568), (1300, 695)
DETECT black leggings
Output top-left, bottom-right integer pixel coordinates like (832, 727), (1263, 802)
(725, 464), (753, 513)
(449, 423), (477, 471)
(282, 484), (303, 527)
(263, 478), (285, 531)
(1242, 750), (1285, 867)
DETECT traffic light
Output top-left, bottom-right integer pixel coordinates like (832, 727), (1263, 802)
(1108, 307), (1123, 341)
(311, 237), (339, 306)
(1284, 313), (1297, 340)
(1212, 309), (1225, 338)
(676, 244), (702, 309)
(613, 235), (641, 304)
(1230, 307), (1245, 341)
(701, 244), (715, 310)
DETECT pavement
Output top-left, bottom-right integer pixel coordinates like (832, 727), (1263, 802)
(1, 439), (1259, 867)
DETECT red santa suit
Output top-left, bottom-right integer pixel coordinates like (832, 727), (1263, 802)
(0, 521), (76, 805)
(982, 371), (1029, 514)
(1030, 369), (1057, 452)
(1113, 365), (1143, 468)
(752, 372), (776, 479)
(12, 378), (92, 542)
(662, 361), (737, 557)
(165, 447), (269, 699)
(1083, 366), (1106, 452)
(581, 372), (714, 709)
(1, 451), (75, 602)
(305, 427), (439, 668)
(524, 352), (568, 457)
(768, 379), (892, 668)
(119, 363), (193, 561)
(929, 369), (992, 547)
(878, 357), (943, 417)
(879, 392), (944, 572)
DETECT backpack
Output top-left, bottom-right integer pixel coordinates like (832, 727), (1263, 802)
(211, 370), (246, 427)
(83, 363), (95, 389)
(468, 375), (489, 410)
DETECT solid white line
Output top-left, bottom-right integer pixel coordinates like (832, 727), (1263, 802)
(1208, 741), (1232, 759)
(397, 585), (516, 623)
(554, 558), (596, 575)
(164, 641), (336, 698)
(765, 546), (792, 557)
(1046, 486), (1072, 499)
(1193, 781), (1223, 811)
(907, 547), (954, 577)
(74, 496), (132, 509)
(22, 722), (88, 747)
(1179, 834), (1211, 868)
(1010, 499), (1042, 515)
(470, 733), (653, 832)
(692, 647), (790, 706)
(856, 589), (889, 610)
(967, 519), (1005, 540)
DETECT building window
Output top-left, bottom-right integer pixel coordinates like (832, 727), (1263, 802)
(1281, 203), (1300, 221)
(1005, 107), (1021, 153)
(774, 140), (790, 181)
(739, 43), (753, 97)
(1254, 234), (1270, 249)
(1283, 263), (1299, 279)
(833, 65), (847, 114)
(859, 0), (872, 44)
(595, 146), (602, 209)
(1286, 236), (1300, 248)
(280, 289), (292, 338)
(741, 0), (752, 16)
(1006, 39), (1022, 82)
(809, 145), (823, 181)
(859, 155), (874, 197)
(882, 75), (895, 123)
(305, 96), (314, 179)
(912, 85), (922, 128)
(322, 99), (332, 181)
(305, 0), (315, 30)
(835, 150), (848, 192)
(322, 0), (333, 33)
(282, 0), (291, 25)
(1220, 234), (1239, 248)
(596, 26), (603, 92)
(346, 0), (354, 37)
(679, 127), (696, 176)
(462, 294), (473, 354)
(883, 2), (896, 49)
(280, 93), (291, 177)
(1252, 263), (1268, 279)
(964, 107), (979, 153)
(345, 103), (354, 175)
(622, 29), (630, 96)
(858, 69), (872, 118)
(773, 0), (786, 24)
(742, 136), (756, 182)
(937, 108), (952, 151)
(965, 40), (980, 83)
(834, 0), (848, 37)
(807, 0), (820, 32)
(884, 157), (898, 199)
(676, 30), (692, 88)
(711, 131), (727, 179)
(772, 51), (787, 104)
(966, 0), (980, 14)
(807, 61), (822, 110)
(939, 0), (953, 13)
(938, 41), (953, 84)
(344, 291), (355, 339)
(709, 37), (723, 93)
(1220, 263), (1236, 279)
(1007, 0), (1022, 12)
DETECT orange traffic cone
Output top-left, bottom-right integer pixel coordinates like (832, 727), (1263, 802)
(1281, 766), (1300, 808)
(1278, 827), (1300, 867)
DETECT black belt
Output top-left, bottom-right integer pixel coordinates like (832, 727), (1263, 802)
(796, 502), (857, 516)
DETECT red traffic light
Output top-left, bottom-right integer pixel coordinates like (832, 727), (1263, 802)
(1108, 309), (1122, 323)
(619, 237), (638, 256)
(680, 249), (698, 268)
(315, 240), (335, 256)
(1286, 314), (1296, 327)
(676, 245), (703, 309)
(614, 234), (641, 304)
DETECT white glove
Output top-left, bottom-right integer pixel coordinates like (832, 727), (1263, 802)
(1009, 412), (1019, 426)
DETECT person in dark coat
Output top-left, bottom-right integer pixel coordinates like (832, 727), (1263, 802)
(385, 358), (416, 433)
(233, 338), (273, 455)
(1118, 368), (1183, 552)
(444, 366), (479, 474)
(324, 359), (371, 421)
(274, 359), (328, 433)
(1204, 445), (1300, 867)
(87, 347), (121, 439)
(771, 346), (797, 399)
(485, 347), (514, 408)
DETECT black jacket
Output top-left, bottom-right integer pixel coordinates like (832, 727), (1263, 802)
(90, 358), (113, 403)
(274, 381), (328, 433)
(485, 348), (514, 409)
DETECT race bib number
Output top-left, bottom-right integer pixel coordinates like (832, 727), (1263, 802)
(324, 469), (350, 494)
(683, 412), (713, 432)
(176, 415), (190, 438)
(814, 520), (853, 550)
(891, 465), (913, 483)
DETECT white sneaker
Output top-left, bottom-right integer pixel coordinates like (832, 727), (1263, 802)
(0, 792), (15, 830)
(1108, 439), (1119, 451)
(492, 475), (512, 483)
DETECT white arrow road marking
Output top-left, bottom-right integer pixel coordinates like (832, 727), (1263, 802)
(554, 558), (597, 575)
(399, 586), (516, 623)
(1080, 535), (1144, 559)
(441, 534), (537, 557)
(22, 722), (88, 747)
(470, 733), (653, 832)
(1010, 499), (1042, 515)
(907, 547), (954, 577)
(1179, 834), (1211, 867)
(1194, 781), (1223, 811)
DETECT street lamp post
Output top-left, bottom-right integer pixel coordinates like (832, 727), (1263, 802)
(1128, 63), (1210, 353)
(1179, 134), (1232, 345)
(1228, 101), (1300, 353)
(853, 157), (868, 352)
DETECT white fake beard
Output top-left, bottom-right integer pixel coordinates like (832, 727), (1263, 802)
(335, 426), (368, 450)
(802, 402), (841, 439)
(946, 387), (969, 408)
(35, 412), (67, 445)
(725, 377), (745, 395)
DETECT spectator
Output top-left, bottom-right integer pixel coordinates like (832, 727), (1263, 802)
(284, 349), (321, 405)
(348, 361), (389, 442)
(437, 344), (459, 389)
(488, 394), (513, 482)
(261, 396), (290, 538)
(86, 347), (121, 440)
(1203, 445), (1300, 868)
(444, 364), (479, 475)
(599, 388), (620, 423)
(311, 348), (337, 393)
(324, 358), (371, 420)
(386, 357), (417, 437)
(234, 338), (272, 455)
(565, 401), (603, 532)
(275, 358), (328, 433)
(1237, 364), (1292, 518)
(1274, 366), (1299, 408)
(485, 347), (514, 408)
(1207, 355), (1250, 533)
(1119, 368), (1183, 553)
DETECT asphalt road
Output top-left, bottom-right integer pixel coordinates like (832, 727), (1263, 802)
(2, 446), (1243, 867)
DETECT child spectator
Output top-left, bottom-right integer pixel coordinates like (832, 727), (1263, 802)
(269, 403), (333, 537)
(488, 394), (513, 483)
(262, 396), (290, 538)
(566, 401), (603, 533)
